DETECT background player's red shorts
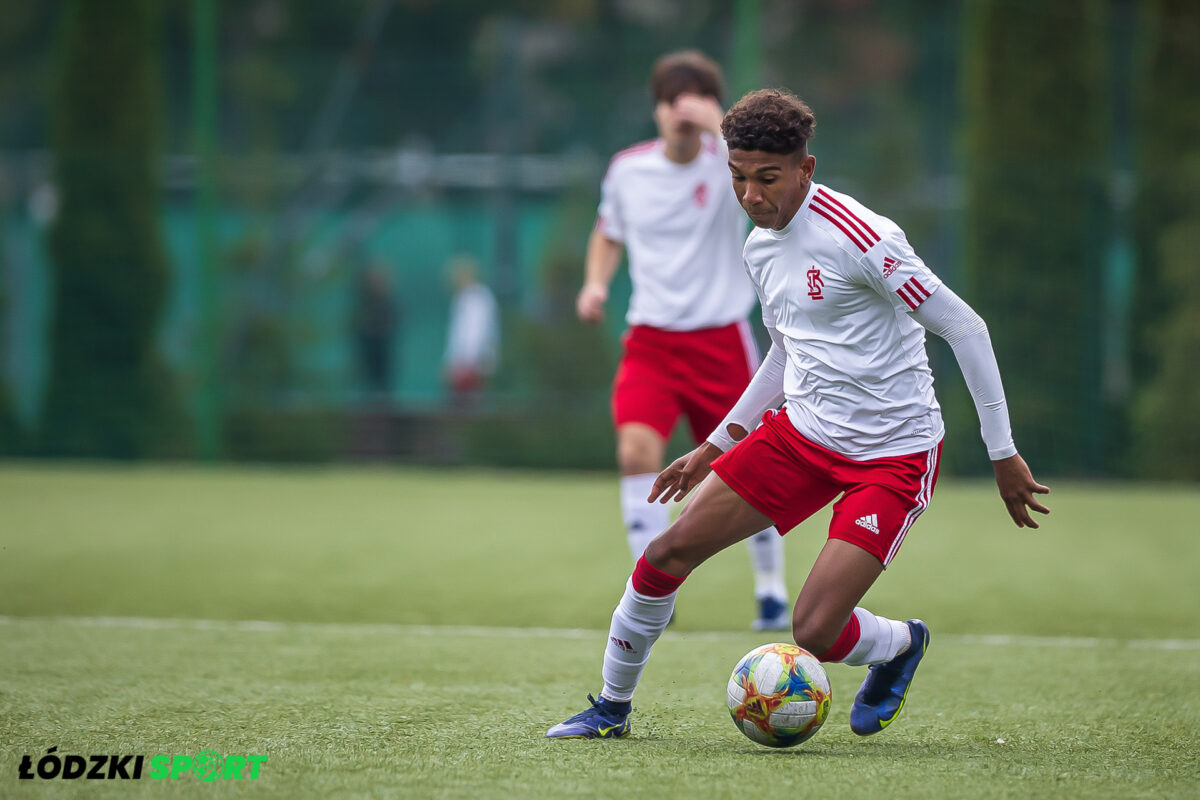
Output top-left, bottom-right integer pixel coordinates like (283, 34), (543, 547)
(612, 321), (759, 443)
(711, 408), (942, 567)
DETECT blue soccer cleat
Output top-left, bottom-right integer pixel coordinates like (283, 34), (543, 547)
(849, 619), (930, 736)
(751, 595), (792, 631)
(545, 694), (632, 739)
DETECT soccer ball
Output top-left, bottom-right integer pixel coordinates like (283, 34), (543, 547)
(726, 642), (832, 748)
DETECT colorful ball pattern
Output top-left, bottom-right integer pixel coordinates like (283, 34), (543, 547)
(726, 642), (832, 748)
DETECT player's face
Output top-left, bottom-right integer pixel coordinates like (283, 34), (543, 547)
(654, 96), (700, 145)
(728, 149), (816, 230)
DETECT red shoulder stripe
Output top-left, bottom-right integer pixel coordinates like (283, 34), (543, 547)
(810, 203), (869, 252)
(812, 193), (875, 248)
(815, 189), (880, 244)
(609, 139), (660, 166)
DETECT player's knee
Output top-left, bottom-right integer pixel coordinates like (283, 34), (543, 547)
(792, 617), (838, 655)
(617, 441), (658, 475)
(643, 531), (697, 578)
(616, 426), (665, 475)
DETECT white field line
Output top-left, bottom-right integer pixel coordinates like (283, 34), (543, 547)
(0, 615), (1197, 651)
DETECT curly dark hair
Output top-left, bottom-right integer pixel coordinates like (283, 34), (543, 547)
(650, 50), (725, 104)
(721, 89), (816, 155)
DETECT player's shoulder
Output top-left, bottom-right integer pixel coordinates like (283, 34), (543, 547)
(605, 139), (662, 176)
(744, 223), (772, 245)
(697, 134), (727, 161)
(742, 224), (780, 262)
(802, 183), (904, 256)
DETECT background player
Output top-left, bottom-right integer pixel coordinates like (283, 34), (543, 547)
(548, 88), (1050, 740)
(576, 51), (789, 630)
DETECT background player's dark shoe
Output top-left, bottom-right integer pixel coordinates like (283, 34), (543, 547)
(849, 619), (930, 735)
(545, 694), (632, 739)
(751, 596), (791, 631)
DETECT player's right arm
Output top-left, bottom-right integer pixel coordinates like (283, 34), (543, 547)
(576, 225), (623, 323)
(672, 93), (724, 139)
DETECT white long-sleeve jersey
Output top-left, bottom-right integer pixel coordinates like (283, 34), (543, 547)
(444, 284), (499, 374)
(707, 182), (1016, 462)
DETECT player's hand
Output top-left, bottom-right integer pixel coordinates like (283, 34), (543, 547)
(649, 441), (725, 504)
(992, 453), (1051, 529)
(673, 93), (724, 137)
(576, 282), (607, 323)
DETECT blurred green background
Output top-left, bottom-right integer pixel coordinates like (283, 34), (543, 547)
(0, 0), (1197, 478)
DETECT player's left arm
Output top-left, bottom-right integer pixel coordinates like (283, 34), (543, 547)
(910, 286), (1051, 528)
(857, 230), (1050, 528)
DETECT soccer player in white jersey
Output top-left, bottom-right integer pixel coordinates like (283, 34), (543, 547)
(548, 88), (1050, 740)
(577, 51), (789, 630)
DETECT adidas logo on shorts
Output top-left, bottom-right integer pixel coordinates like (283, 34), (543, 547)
(855, 514), (880, 534)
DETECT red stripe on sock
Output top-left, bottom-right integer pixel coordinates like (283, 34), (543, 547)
(631, 555), (685, 597)
(816, 612), (861, 663)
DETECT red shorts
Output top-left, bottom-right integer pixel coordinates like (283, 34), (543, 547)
(612, 321), (759, 443)
(711, 408), (942, 566)
(448, 367), (484, 393)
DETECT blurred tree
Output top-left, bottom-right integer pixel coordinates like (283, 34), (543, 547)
(765, 0), (925, 198)
(959, 0), (1107, 475)
(0, 224), (17, 453)
(0, 4), (60, 454)
(1130, 0), (1200, 479)
(0, 4), (59, 148)
(42, 0), (184, 457)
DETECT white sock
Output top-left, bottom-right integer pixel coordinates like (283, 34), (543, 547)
(745, 526), (787, 600)
(620, 474), (670, 561)
(600, 578), (676, 702)
(842, 607), (912, 666)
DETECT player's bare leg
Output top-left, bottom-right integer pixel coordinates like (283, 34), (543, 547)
(789, 539), (883, 652)
(790, 539), (930, 736)
(644, 472), (774, 577)
(616, 422), (665, 476)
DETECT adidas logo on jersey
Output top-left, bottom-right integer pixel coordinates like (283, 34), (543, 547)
(855, 514), (880, 534)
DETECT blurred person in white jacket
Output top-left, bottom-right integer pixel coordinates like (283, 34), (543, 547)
(443, 256), (499, 406)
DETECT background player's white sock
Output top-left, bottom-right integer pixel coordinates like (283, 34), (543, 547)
(744, 527), (787, 600)
(842, 607), (912, 666)
(620, 474), (669, 561)
(600, 578), (676, 702)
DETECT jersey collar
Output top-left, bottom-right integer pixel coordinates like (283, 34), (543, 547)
(772, 180), (818, 235)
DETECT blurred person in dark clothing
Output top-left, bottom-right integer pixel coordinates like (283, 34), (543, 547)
(354, 263), (398, 399)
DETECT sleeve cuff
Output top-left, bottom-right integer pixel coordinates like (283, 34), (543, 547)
(988, 444), (1018, 461)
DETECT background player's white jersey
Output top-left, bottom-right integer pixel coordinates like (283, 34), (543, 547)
(744, 182), (946, 459)
(598, 135), (754, 331)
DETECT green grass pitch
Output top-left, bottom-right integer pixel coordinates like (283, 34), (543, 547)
(1, 463), (1198, 798)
